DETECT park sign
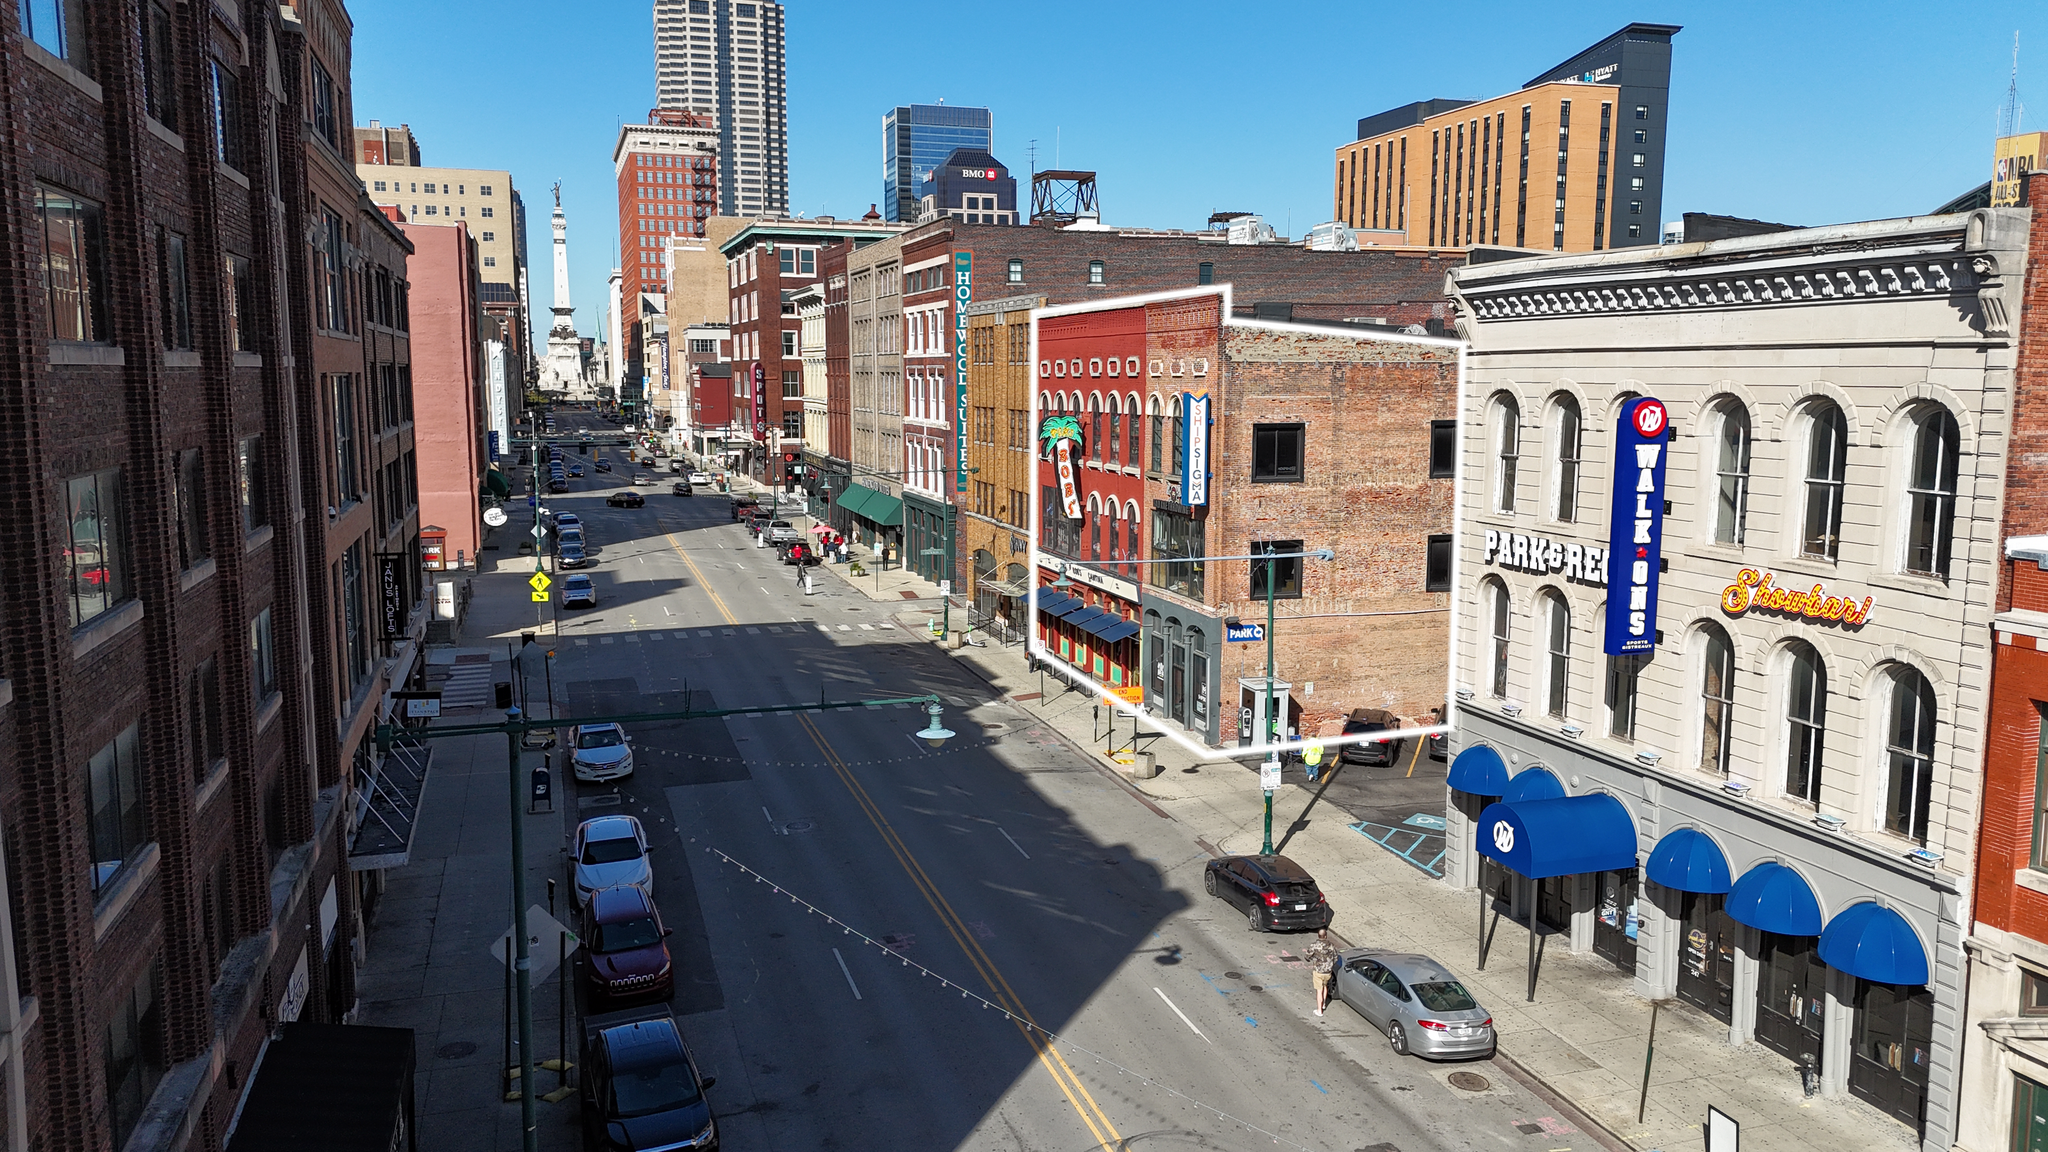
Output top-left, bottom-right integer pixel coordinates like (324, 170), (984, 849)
(1604, 397), (1670, 655)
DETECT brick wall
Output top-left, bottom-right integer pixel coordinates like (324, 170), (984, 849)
(2002, 169), (2048, 612)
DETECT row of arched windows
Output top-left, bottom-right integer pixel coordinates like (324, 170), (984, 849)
(1480, 578), (1943, 842)
(1489, 391), (1963, 579)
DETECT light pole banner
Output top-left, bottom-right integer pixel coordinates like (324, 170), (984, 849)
(954, 250), (972, 493)
(1181, 392), (1210, 506)
(1604, 396), (1670, 654)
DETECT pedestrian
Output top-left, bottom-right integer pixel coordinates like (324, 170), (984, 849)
(1303, 741), (1325, 784)
(1305, 928), (1340, 1016)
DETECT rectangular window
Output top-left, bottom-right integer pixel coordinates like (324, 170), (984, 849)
(87, 723), (146, 894)
(2024, 969), (2048, 1015)
(226, 254), (257, 352)
(310, 57), (339, 149)
(333, 374), (357, 500)
(65, 468), (131, 628)
(1629, 200), (1643, 216)
(1606, 653), (1643, 740)
(1635, 105), (1649, 120)
(779, 248), (796, 275)
(157, 228), (192, 349)
(141, 1), (178, 130)
(212, 59), (244, 170)
(782, 330), (797, 357)
(1148, 509), (1205, 600)
(1251, 423), (1305, 483)
(799, 250), (816, 275)
(480, 184), (493, 195)
(1426, 535), (1452, 592)
(1088, 260), (1105, 285)
(1428, 419), (1457, 478)
(238, 435), (266, 532)
(2032, 705), (2048, 870)
(188, 656), (223, 781)
(36, 184), (109, 343)
(1249, 540), (1303, 600)
(480, 206), (493, 218)
(103, 961), (163, 1150)
(1197, 262), (1213, 285)
(173, 448), (207, 569)
(341, 542), (368, 688)
(1008, 258), (1023, 284)
(781, 369), (801, 398)
(1631, 152), (1647, 168)
(481, 255), (496, 267)
(250, 607), (277, 704)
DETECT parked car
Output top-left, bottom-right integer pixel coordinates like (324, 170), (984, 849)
(558, 543), (588, 569)
(744, 514), (767, 537)
(1428, 704), (1450, 761)
(579, 1008), (716, 1152)
(729, 495), (759, 521)
(671, 482), (694, 497)
(595, 458), (613, 473)
(554, 513), (581, 531)
(640, 453), (657, 466)
(560, 574), (597, 609)
(572, 723), (635, 782)
(548, 477), (568, 494)
(608, 491), (646, 508)
(1339, 708), (1401, 766)
(580, 886), (674, 1009)
(1202, 854), (1332, 932)
(574, 815), (653, 905)
(1333, 949), (1495, 1060)
(568, 463), (584, 478)
(764, 523), (801, 547)
(632, 472), (657, 487)
(689, 471), (711, 486)
(556, 527), (586, 550)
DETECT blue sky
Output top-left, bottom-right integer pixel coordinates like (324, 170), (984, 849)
(350, 0), (2047, 352)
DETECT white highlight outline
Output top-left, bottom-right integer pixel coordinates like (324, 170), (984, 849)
(1024, 282), (1466, 763)
(1155, 986), (1210, 1043)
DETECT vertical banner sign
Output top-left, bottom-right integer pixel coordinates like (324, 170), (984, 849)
(1180, 392), (1211, 506)
(751, 362), (766, 437)
(377, 553), (405, 639)
(1605, 397), (1670, 655)
(1039, 416), (1084, 518)
(487, 430), (501, 463)
(954, 250), (973, 493)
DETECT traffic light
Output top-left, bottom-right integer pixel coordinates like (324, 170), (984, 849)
(783, 453), (796, 463)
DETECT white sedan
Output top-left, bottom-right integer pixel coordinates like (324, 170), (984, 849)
(573, 815), (652, 905)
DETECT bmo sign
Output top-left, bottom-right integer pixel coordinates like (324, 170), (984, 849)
(959, 168), (1000, 180)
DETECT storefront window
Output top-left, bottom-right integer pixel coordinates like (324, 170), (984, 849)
(1676, 892), (1734, 1023)
(1849, 979), (1932, 1128)
(1189, 629), (1209, 732)
(1150, 510), (1205, 600)
(1756, 931), (1827, 1069)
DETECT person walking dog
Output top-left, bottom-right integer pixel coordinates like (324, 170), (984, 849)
(1305, 929), (1340, 1016)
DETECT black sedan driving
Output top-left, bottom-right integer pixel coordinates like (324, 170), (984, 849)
(1203, 854), (1332, 932)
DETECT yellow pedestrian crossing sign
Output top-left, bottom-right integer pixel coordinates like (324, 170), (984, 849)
(529, 571), (551, 602)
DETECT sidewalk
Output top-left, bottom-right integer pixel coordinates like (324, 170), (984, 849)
(810, 553), (1916, 1152)
(352, 501), (579, 1152)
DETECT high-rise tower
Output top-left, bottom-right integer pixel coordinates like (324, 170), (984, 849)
(653, 0), (787, 217)
(539, 185), (587, 395)
(882, 103), (993, 223)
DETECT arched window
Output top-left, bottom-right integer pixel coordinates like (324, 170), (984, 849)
(1542, 591), (1570, 718)
(1884, 668), (1937, 841)
(1109, 507), (1124, 572)
(1126, 501), (1143, 576)
(1039, 391), (1052, 418)
(1127, 395), (1143, 466)
(1494, 395), (1521, 514)
(1801, 402), (1848, 560)
(1089, 394), (1103, 463)
(1905, 408), (1959, 578)
(1170, 402), (1185, 478)
(1699, 624), (1734, 775)
(1088, 496), (1102, 561)
(1785, 642), (1827, 804)
(1486, 580), (1511, 698)
(1108, 400), (1122, 465)
(1149, 396), (1164, 476)
(1713, 403), (1751, 545)
(1552, 397), (1582, 522)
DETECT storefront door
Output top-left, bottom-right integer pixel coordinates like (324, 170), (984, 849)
(1592, 870), (1639, 974)
(1849, 979), (1932, 1131)
(1536, 874), (1572, 934)
(1676, 893), (1735, 1024)
(2014, 1076), (2048, 1152)
(1170, 629), (1188, 726)
(1755, 931), (1826, 1066)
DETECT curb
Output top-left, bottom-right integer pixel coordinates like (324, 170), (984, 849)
(1487, 1046), (1641, 1152)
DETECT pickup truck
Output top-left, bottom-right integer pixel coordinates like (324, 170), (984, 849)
(763, 522), (802, 547)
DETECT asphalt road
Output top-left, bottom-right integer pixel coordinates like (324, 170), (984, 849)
(535, 412), (1586, 1152)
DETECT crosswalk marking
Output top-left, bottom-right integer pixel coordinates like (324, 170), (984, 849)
(574, 638), (588, 646)
(625, 635), (640, 643)
(744, 627), (760, 635)
(599, 637), (615, 645)
(837, 625), (852, 632)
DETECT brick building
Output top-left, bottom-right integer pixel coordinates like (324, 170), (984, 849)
(815, 239), (853, 529)
(403, 220), (488, 572)
(1030, 287), (1458, 746)
(614, 109), (719, 407)
(1957, 168), (2048, 1152)
(0, 0), (426, 1149)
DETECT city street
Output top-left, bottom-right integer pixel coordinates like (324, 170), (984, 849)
(496, 413), (1600, 1151)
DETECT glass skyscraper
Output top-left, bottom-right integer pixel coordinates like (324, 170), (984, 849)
(883, 104), (994, 223)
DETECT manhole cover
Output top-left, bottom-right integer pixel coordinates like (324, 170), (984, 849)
(1181, 767), (1200, 774)
(436, 1041), (478, 1060)
(782, 819), (817, 834)
(980, 723), (1006, 733)
(1247, 985), (1264, 992)
(1224, 971), (1243, 980)
(1448, 1071), (1490, 1092)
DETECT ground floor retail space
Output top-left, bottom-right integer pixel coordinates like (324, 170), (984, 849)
(803, 454), (850, 533)
(903, 494), (954, 587)
(833, 481), (904, 565)
(1444, 713), (1959, 1150)
(963, 521), (1031, 641)
(1034, 561), (1143, 693)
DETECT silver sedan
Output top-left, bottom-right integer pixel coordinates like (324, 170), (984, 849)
(1333, 948), (1496, 1060)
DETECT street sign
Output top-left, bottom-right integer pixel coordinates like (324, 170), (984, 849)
(483, 506), (509, 528)
(1260, 757), (1282, 791)
(529, 571), (551, 595)
(532, 589), (549, 603)
(1226, 621), (1265, 643)
(392, 690), (442, 719)
(491, 906), (578, 986)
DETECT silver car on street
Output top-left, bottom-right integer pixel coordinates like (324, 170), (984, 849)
(1333, 948), (1496, 1059)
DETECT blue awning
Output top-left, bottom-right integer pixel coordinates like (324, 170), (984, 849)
(1097, 619), (1140, 643)
(1725, 862), (1823, 936)
(1645, 828), (1733, 894)
(1447, 745), (1510, 795)
(1076, 611), (1132, 641)
(1474, 794), (1637, 880)
(1819, 903), (1930, 986)
(1502, 766), (1565, 803)
(1034, 591), (1082, 617)
(1065, 607), (1112, 632)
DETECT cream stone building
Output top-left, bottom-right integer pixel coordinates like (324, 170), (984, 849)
(1442, 208), (2029, 1151)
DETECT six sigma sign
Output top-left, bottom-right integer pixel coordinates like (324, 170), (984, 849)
(1605, 398), (1670, 655)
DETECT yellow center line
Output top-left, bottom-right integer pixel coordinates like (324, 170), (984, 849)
(662, 530), (738, 627)
(796, 713), (1125, 1148)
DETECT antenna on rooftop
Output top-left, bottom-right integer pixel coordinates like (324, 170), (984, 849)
(2001, 32), (2025, 137)
(1027, 139), (1038, 176)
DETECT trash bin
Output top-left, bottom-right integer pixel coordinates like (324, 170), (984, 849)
(1130, 751), (1160, 780)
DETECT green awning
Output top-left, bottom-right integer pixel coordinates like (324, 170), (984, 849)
(835, 482), (903, 527)
(483, 468), (512, 498)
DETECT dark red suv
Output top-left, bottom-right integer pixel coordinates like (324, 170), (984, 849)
(581, 886), (675, 1009)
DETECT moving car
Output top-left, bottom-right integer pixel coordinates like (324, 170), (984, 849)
(632, 472), (657, 486)
(607, 491), (645, 508)
(1339, 708), (1402, 767)
(568, 463), (584, 478)
(639, 453), (657, 466)
(572, 723), (634, 782)
(1202, 854), (1332, 932)
(595, 459), (613, 473)
(579, 1007), (716, 1152)
(560, 574), (597, 609)
(689, 471), (711, 485)
(581, 886), (674, 1009)
(573, 815), (653, 905)
(671, 481), (693, 497)
(1333, 949), (1495, 1060)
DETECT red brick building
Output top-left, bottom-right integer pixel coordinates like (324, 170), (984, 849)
(0, 1), (426, 1149)
(1032, 287), (1458, 747)
(614, 109), (718, 408)
(401, 220), (487, 570)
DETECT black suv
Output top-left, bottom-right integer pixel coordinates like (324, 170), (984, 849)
(1339, 708), (1402, 767)
(1203, 854), (1332, 932)
(580, 1007), (718, 1151)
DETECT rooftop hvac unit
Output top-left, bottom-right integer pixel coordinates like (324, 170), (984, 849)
(1305, 222), (1359, 251)
(1226, 216), (1279, 246)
